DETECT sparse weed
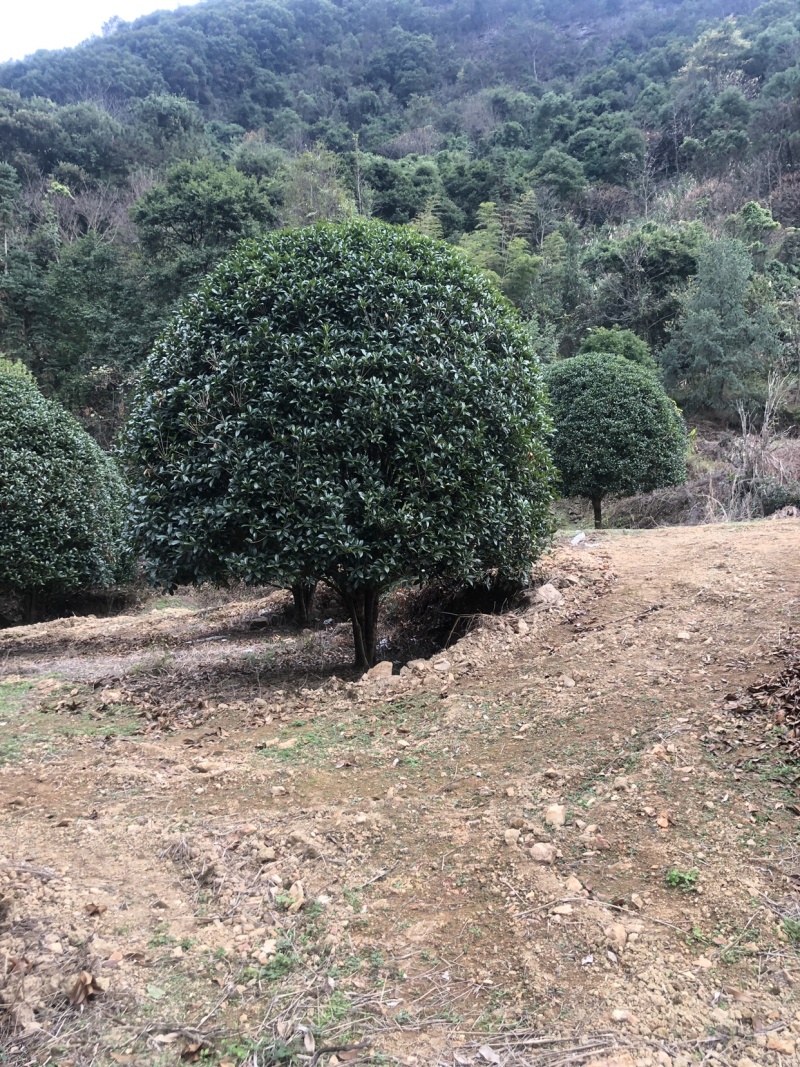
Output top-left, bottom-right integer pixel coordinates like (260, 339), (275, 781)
(665, 868), (699, 892)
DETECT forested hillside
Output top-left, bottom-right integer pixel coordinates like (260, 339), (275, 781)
(1, 0), (799, 440)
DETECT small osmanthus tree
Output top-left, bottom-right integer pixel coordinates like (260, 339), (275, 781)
(0, 358), (127, 623)
(122, 220), (555, 670)
(544, 353), (687, 529)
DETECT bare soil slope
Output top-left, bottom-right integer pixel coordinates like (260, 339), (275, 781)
(1, 522), (799, 1067)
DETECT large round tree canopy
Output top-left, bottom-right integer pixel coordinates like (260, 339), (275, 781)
(123, 221), (554, 613)
(544, 352), (687, 526)
(0, 357), (127, 607)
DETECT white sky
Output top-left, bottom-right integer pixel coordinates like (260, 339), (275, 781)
(2, 0), (205, 63)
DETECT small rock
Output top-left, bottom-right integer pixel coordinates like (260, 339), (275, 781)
(503, 828), (521, 846)
(613, 776), (629, 790)
(606, 924), (627, 950)
(545, 804), (566, 827)
(570, 532), (586, 545)
(695, 956), (713, 969)
(515, 618), (529, 636)
(552, 904), (573, 916)
(535, 583), (564, 607)
(584, 1054), (635, 1067)
(611, 1008), (635, 1024)
(565, 875), (582, 893)
(433, 658), (452, 674)
(366, 661), (394, 680)
(407, 659), (429, 674)
(530, 843), (556, 864)
(676, 631), (691, 641)
(630, 893), (644, 910)
(766, 1035), (796, 1056)
(561, 676), (576, 688)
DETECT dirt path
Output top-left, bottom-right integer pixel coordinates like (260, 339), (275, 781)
(1, 522), (799, 1067)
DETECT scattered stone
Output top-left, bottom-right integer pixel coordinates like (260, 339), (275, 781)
(365, 661), (393, 681)
(766, 1035), (796, 1056)
(676, 631), (692, 641)
(571, 532), (586, 545)
(630, 893), (644, 910)
(530, 843), (556, 864)
(613, 776), (629, 790)
(535, 583), (564, 607)
(606, 923), (627, 950)
(433, 658), (452, 674)
(584, 1054), (635, 1067)
(561, 675), (576, 688)
(503, 828), (521, 846)
(552, 904), (573, 916)
(545, 804), (566, 827)
(565, 875), (582, 893)
(515, 618), (529, 636)
(407, 659), (429, 673)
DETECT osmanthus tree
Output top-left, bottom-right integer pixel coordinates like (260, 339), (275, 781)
(0, 357), (127, 623)
(544, 353), (687, 529)
(122, 220), (555, 670)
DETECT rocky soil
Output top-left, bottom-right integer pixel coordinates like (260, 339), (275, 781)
(0, 522), (799, 1067)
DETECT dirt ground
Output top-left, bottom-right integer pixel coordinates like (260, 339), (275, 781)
(1, 522), (799, 1067)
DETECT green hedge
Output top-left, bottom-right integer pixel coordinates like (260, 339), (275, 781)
(0, 358), (127, 621)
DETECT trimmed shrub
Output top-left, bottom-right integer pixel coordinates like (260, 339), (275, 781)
(545, 352), (687, 528)
(578, 326), (655, 369)
(122, 220), (555, 669)
(0, 358), (127, 623)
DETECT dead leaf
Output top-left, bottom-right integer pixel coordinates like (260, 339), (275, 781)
(303, 1030), (316, 1053)
(86, 902), (107, 917)
(478, 1046), (501, 1065)
(725, 986), (755, 1003)
(285, 881), (305, 913)
(64, 971), (105, 1006)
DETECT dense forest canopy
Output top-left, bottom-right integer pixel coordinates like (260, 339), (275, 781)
(0, 0), (799, 439)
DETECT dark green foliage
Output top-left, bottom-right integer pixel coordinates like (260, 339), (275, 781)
(586, 223), (708, 348)
(661, 238), (782, 414)
(0, 358), (127, 621)
(0, 0), (798, 435)
(578, 327), (655, 368)
(131, 159), (276, 299)
(545, 353), (687, 527)
(122, 221), (555, 668)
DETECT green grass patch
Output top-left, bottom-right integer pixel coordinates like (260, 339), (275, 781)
(0, 679), (141, 765)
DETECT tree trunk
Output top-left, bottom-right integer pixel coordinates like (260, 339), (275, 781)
(591, 495), (603, 530)
(342, 586), (380, 673)
(21, 590), (41, 626)
(291, 582), (316, 626)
